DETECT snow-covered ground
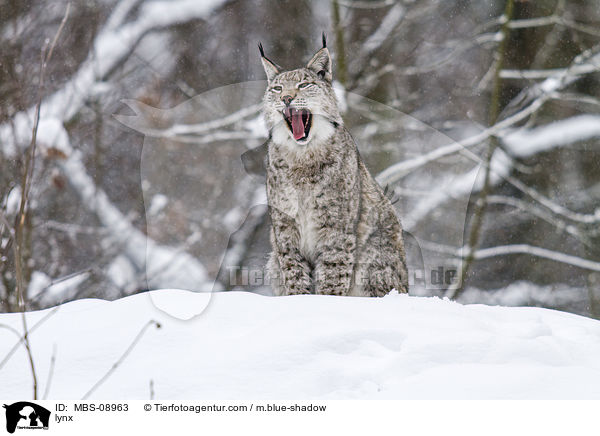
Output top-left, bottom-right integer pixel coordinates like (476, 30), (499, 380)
(1, 290), (600, 399)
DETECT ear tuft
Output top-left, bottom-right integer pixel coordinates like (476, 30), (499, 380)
(322, 32), (327, 48)
(258, 42), (280, 83)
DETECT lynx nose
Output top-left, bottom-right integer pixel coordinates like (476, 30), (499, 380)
(282, 95), (294, 106)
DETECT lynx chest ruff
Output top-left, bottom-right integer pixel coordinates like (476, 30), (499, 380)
(294, 185), (320, 263)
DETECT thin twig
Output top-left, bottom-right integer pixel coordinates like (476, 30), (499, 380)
(423, 243), (600, 273)
(0, 307), (60, 371)
(509, 13), (600, 37)
(27, 269), (93, 305)
(0, 209), (15, 240)
(472, 244), (600, 272)
(0, 323), (23, 341)
(486, 195), (590, 246)
(500, 63), (600, 79)
(82, 320), (161, 400)
(42, 345), (57, 400)
(336, 0), (395, 9)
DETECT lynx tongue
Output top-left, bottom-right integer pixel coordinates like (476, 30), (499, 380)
(290, 109), (305, 140)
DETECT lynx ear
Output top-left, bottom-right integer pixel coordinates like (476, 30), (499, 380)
(258, 42), (279, 83)
(306, 47), (332, 82)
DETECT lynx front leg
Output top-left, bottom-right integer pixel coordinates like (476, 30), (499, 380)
(312, 169), (360, 296)
(268, 209), (312, 295)
(313, 230), (356, 296)
(356, 243), (407, 297)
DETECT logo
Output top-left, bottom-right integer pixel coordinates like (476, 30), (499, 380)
(3, 402), (50, 434)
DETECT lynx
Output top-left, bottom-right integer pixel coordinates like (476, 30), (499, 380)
(260, 36), (408, 297)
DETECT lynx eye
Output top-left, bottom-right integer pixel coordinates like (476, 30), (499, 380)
(298, 82), (313, 89)
(271, 86), (282, 93)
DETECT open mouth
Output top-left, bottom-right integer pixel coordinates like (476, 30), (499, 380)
(282, 107), (312, 142)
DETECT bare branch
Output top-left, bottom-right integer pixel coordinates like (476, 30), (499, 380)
(509, 14), (600, 38)
(0, 209), (15, 240)
(82, 320), (161, 400)
(336, 0), (395, 9)
(473, 244), (600, 272)
(500, 63), (600, 79)
(0, 307), (60, 372)
(118, 102), (262, 138)
(42, 344), (57, 400)
(486, 195), (590, 246)
(508, 15), (558, 29)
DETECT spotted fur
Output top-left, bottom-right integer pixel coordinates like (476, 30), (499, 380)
(261, 42), (408, 296)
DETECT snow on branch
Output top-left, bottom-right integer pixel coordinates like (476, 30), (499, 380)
(115, 100), (264, 142)
(379, 43), (600, 232)
(428, 241), (600, 274)
(396, 114), (600, 232)
(336, 0), (396, 9)
(423, 120), (600, 228)
(473, 244), (600, 273)
(506, 45), (600, 111)
(1, 0), (229, 157)
(400, 150), (512, 231)
(378, 44), (600, 187)
(503, 115), (600, 156)
(509, 14), (600, 37)
(502, 173), (600, 225)
(500, 63), (600, 79)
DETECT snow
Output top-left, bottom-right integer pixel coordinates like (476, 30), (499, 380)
(1, 290), (600, 399)
(223, 207), (244, 231)
(28, 271), (91, 307)
(243, 114), (269, 140)
(147, 194), (168, 216)
(36, 118), (72, 156)
(503, 115), (600, 157)
(400, 146), (513, 231)
(4, 186), (22, 216)
(107, 255), (137, 290)
(27, 271), (52, 300)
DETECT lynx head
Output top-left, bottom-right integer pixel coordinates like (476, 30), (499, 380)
(260, 35), (342, 148)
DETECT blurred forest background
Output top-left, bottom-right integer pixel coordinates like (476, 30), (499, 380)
(1, 0), (599, 318)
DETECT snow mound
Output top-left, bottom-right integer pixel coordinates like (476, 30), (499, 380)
(1, 291), (600, 399)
